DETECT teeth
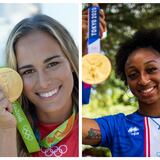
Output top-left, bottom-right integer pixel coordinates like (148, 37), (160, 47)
(141, 87), (154, 94)
(39, 88), (58, 98)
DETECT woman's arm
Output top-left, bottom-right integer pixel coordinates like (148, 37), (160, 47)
(0, 128), (17, 156)
(82, 118), (102, 145)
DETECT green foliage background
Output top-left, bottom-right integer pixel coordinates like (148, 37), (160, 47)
(82, 3), (160, 157)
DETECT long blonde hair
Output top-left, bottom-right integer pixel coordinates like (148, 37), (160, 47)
(5, 14), (79, 155)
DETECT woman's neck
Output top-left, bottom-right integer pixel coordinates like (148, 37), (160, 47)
(138, 100), (160, 116)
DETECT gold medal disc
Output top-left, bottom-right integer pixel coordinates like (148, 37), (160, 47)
(0, 68), (23, 102)
(82, 53), (111, 85)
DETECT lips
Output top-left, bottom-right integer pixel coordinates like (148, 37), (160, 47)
(138, 86), (156, 97)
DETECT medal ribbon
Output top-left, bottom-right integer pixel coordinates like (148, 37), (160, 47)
(88, 6), (100, 54)
(37, 108), (76, 148)
(82, 6), (100, 104)
(12, 101), (40, 153)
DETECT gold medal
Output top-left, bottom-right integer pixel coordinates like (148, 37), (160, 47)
(82, 53), (111, 84)
(0, 68), (23, 102)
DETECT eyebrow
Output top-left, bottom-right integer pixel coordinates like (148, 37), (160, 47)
(144, 60), (158, 64)
(126, 59), (158, 69)
(18, 55), (61, 71)
(44, 55), (61, 63)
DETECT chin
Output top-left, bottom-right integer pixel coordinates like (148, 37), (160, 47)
(35, 101), (63, 113)
(139, 97), (158, 105)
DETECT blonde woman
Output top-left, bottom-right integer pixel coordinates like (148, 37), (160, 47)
(0, 14), (78, 157)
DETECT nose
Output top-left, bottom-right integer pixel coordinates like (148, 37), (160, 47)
(138, 72), (151, 86)
(37, 71), (51, 89)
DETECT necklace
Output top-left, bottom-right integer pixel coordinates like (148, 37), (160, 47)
(150, 118), (160, 130)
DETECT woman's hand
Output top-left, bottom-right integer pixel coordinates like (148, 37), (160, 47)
(0, 88), (18, 156)
(0, 88), (16, 129)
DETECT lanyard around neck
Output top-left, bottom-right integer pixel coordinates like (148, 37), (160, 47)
(35, 108), (76, 148)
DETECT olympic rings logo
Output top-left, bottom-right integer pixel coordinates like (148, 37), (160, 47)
(22, 125), (33, 141)
(41, 144), (68, 157)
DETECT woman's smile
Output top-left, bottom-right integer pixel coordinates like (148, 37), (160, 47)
(137, 85), (156, 98)
(36, 85), (62, 99)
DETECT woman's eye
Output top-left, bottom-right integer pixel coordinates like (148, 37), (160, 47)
(127, 72), (138, 80)
(146, 67), (157, 74)
(22, 69), (35, 75)
(48, 62), (59, 68)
